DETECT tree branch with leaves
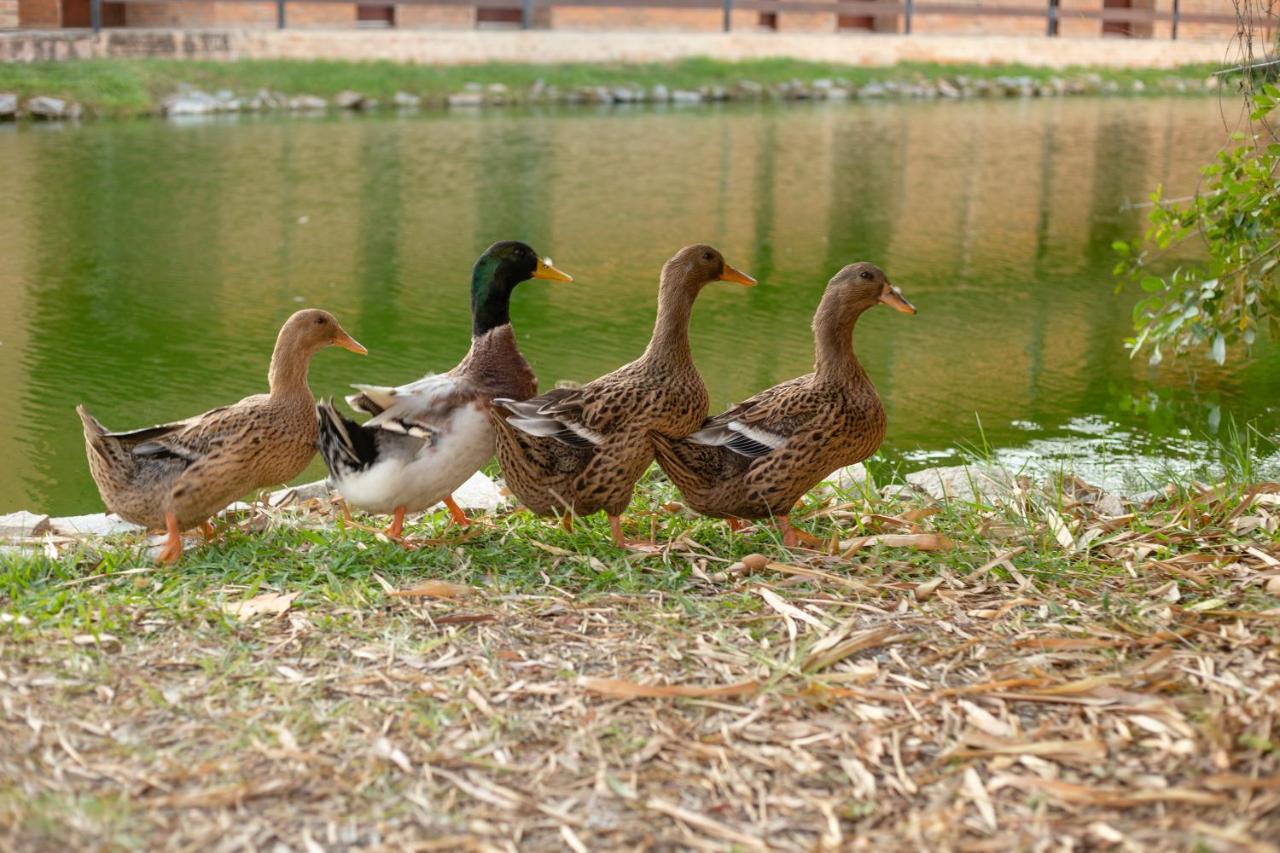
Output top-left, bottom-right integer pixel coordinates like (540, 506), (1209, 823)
(1114, 3), (1278, 366)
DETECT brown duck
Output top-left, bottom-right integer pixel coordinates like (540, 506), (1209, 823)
(77, 309), (366, 564)
(651, 262), (914, 547)
(489, 244), (755, 548)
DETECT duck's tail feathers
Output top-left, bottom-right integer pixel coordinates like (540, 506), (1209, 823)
(76, 404), (112, 462)
(317, 398), (379, 477)
(649, 430), (731, 498)
(346, 384), (400, 416)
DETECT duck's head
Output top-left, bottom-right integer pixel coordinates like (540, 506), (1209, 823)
(821, 262), (915, 320)
(277, 309), (367, 356)
(660, 244), (756, 295)
(472, 241), (573, 335)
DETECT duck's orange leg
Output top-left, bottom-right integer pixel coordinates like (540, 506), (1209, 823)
(199, 520), (216, 541)
(337, 498), (354, 525)
(561, 513), (574, 533)
(779, 515), (822, 549)
(726, 517), (746, 533)
(383, 506), (407, 541)
(609, 515), (659, 552)
(443, 495), (470, 527)
(157, 512), (184, 565)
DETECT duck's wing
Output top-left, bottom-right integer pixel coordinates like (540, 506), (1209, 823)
(118, 403), (253, 465)
(493, 385), (610, 449)
(494, 367), (644, 449)
(686, 377), (818, 459)
(346, 374), (482, 443)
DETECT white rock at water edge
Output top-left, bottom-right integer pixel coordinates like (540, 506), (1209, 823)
(818, 463), (871, 496)
(905, 464), (1017, 503)
(49, 513), (141, 537)
(287, 94), (328, 111)
(0, 93), (17, 119)
(446, 91), (484, 108)
(0, 510), (51, 538)
(26, 96), (68, 119)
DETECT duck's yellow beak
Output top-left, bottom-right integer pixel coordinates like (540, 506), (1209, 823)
(879, 283), (916, 315)
(334, 330), (368, 355)
(533, 258), (574, 282)
(718, 264), (757, 287)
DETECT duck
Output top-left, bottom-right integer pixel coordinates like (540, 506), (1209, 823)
(489, 244), (755, 548)
(316, 241), (573, 540)
(650, 262), (915, 547)
(77, 309), (366, 564)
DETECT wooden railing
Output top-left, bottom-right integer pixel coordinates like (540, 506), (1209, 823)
(86, 0), (1241, 39)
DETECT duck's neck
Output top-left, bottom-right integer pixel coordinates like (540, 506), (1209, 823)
(814, 305), (868, 384)
(268, 342), (315, 401)
(472, 266), (515, 337)
(643, 284), (697, 367)
(455, 323), (537, 400)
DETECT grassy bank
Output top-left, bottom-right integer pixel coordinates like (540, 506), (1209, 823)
(2, 467), (1278, 848)
(0, 57), (1223, 118)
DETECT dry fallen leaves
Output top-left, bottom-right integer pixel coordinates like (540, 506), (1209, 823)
(221, 590), (299, 620)
(389, 580), (474, 599)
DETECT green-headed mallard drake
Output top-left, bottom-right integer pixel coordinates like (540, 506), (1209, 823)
(77, 309), (366, 564)
(489, 244), (755, 548)
(316, 241), (573, 540)
(651, 262), (914, 547)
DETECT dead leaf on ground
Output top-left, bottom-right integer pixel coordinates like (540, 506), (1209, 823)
(840, 533), (954, 554)
(580, 677), (761, 699)
(222, 590), (299, 620)
(389, 580), (474, 599)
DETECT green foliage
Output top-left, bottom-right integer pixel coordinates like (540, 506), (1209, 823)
(1114, 79), (1280, 365)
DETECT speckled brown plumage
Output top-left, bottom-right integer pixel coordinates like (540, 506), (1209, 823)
(77, 309), (364, 563)
(490, 245), (755, 545)
(651, 262), (915, 545)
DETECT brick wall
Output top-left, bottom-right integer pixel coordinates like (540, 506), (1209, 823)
(398, 4), (474, 28)
(11, 0), (1245, 39)
(18, 0), (59, 26)
(549, 7), (723, 30)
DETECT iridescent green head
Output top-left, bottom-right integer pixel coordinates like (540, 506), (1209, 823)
(470, 241), (573, 336)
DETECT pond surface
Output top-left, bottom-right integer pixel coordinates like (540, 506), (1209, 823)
(2, 97), (1278, 516)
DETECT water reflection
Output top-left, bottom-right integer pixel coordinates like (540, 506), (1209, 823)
(1, 98), (1276, 515)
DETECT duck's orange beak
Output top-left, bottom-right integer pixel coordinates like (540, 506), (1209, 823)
(879, 283), (915, 315)
(334, 329), (368, 355)
(533, 257), (574, 282)
(718, 264), (757, 287)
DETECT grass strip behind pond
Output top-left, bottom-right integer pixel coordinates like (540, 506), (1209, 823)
(1, 469), (1277, 848)
(0, 57), (1222, 118)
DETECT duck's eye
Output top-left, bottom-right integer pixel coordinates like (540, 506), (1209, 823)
(315, 317), (325, 325)
(702, 252), (714, 262)
(859, 271), (874, 280)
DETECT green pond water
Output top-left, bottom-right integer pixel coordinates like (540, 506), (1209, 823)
(2, 97), (1278, 517)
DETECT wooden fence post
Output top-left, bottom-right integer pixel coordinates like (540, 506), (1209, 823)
(91, 0), (102, 33)
(523, 0), (534, 29)
(1171, 0), (1180, 39)
(904, 0), (914, 33)
(722, 0), (733, 32)
(277, 0), (286, 28)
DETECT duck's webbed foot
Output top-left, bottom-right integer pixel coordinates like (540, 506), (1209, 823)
(779, 515), (822, 549)
(609, 515), (661, 553)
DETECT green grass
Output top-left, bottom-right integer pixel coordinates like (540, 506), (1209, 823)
(0, 57), (1224, 118)
(2, 469), (1277, 849)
